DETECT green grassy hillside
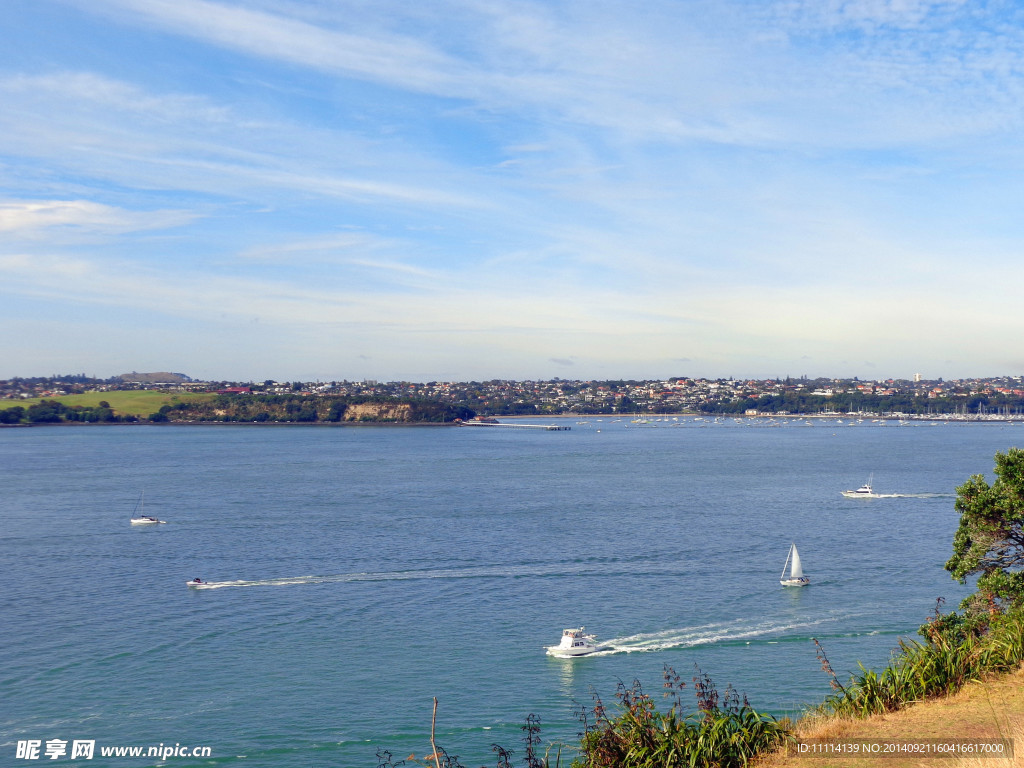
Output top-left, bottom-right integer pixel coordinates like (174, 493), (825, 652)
(7, 391), (216, 417)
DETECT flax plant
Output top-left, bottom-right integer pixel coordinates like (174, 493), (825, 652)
(574, 665), (791, 768)
(814, 608), (1024, 720)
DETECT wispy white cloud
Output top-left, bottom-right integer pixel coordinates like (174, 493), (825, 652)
(0, 200), (196, 238)
(68, 0), (1024, 157)
(0, 71), (231, 124)
(0, 71), (482, 209)
(77, 0), (474, 94)
(81, 0), (1024, 147)
(237, 233), (390, 261)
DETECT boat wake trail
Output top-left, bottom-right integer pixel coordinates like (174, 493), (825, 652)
(872, 493), (954, 499)
(592, 617), (845, 655)
(185, 562), (688, 589)
(186, 572), (456, 589)
(188, 576), (333, 589)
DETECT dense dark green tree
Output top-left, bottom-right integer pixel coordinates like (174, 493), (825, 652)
(946, 448), (1024, 617)
(27, 400), (65, 423)
(295, 405), (318, 422)
(0, 405), (26, 423)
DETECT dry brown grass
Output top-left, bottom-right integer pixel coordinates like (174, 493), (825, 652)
(953, 721), (1023, 768)
(757, 665), (1024, 768)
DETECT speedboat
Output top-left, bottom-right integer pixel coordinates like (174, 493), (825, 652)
(186, 578), (207, 588)
(841, 475), (880, 498)
(546, 627), (600, 657)
(841, 485), (876, 498)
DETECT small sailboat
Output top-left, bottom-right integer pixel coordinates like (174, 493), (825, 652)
(129, 492), (166, 525)
(780, 543), (809, 587)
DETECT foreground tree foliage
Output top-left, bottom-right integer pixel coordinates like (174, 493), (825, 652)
(946, 448), (1024, 619)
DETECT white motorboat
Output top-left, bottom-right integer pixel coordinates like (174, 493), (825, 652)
(546, 627), (600, 656)
(186, 578), (207, 588)
(841, 474), (879, 498)
(129, 492), (166, 524)
(780, 543), (809, 587)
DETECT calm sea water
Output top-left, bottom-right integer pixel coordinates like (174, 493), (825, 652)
(2, 418), (1020, 767)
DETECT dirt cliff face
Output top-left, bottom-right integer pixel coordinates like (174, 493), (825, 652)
(151, 394), (467, 423)
(342, 402), (413, 422)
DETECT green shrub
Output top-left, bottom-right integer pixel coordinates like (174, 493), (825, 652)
(574, 666), (790, 768)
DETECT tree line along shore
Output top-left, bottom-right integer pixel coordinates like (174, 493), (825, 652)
(5, 372), (1024, 422)
(0, 392), (474, 425)
(5, 386), (1024, 425)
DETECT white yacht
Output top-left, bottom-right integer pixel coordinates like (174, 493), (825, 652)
(841, 475), (879, 498)
(547, 627), (600, 656)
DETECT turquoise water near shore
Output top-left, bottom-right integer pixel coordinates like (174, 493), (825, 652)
(2, 419), (1018, 766)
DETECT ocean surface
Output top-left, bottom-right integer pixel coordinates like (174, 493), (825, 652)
(2, 417), (1021, 767)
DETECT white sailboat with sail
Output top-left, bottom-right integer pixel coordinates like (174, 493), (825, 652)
(129, 492), (166, 525)
(780, 543), (809, 587)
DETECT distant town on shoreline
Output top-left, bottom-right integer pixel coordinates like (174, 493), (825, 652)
(3, 372), (1024, 425)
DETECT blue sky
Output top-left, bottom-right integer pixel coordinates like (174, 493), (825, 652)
(2, 0), (1023, 382)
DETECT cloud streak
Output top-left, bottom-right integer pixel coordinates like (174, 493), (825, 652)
(0, 200), (196, 237)
(78, 0), (1024, 148)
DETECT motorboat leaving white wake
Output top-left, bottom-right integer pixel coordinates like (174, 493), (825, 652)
(841, 491), (952, 500)
(840, 474), (951, 499)
(546, 627), (602, 657)
(841, 475), (880, 498)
